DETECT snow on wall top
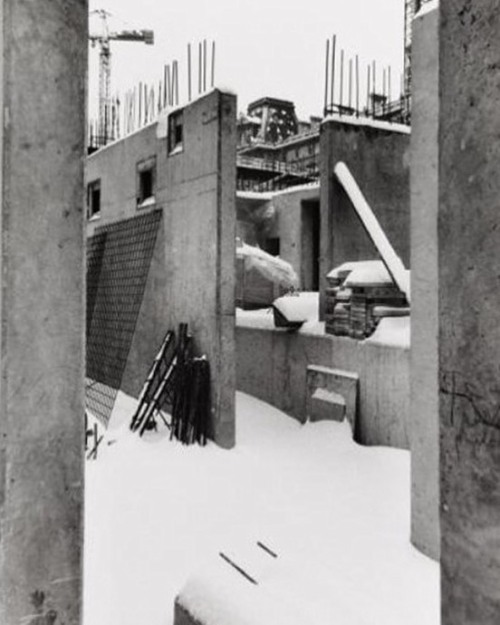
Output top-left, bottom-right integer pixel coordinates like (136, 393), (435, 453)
(273, 291), (319, 323)
(414, 0), (439, 20)
(342, 260), (393, 287)
(322, 113), (411, 135)
(364, 316), (410, 349)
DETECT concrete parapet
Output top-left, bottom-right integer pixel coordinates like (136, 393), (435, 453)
(236, 326), (409, 449)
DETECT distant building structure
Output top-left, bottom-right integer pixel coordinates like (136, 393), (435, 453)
(236, 97), (321, 192)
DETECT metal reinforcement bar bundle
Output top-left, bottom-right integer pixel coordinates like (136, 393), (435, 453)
(130, 323), (210, 445)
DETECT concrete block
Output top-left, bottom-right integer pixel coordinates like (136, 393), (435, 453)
(306, 364), (358, 429)
(309, 388), (346, 422)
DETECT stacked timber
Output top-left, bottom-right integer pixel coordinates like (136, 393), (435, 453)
(325, 261), (409, 339)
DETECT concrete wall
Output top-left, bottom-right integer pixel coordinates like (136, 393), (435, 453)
(410, 6), (440, 561)
(87, 90), (237, 448)
(319, 119), (410, 317)
(236, 325), (409, 449)
(0, 2), (87, 624)
(439, 2), (500, 622)
(236, 184), (320, 290)
(273, 187), (320, 290)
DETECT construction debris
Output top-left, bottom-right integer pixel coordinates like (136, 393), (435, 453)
(325, 261), (409, 339)
(130, 324), (210, 445)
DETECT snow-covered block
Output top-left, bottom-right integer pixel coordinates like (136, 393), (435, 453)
(306, 365), (359, 430)
(174, 558), (305, 625)
(272, 292), (319, 328)
(310, 388), (346, 423)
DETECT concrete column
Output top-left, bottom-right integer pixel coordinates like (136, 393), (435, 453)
(440, 1), (500, 622)
(0, 2), (87, 624)
(410, 6), (440, 561)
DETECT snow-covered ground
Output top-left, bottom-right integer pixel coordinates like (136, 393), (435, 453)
(84, 392), (439, 625)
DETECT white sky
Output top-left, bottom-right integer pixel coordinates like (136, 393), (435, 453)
(88, 0), (404, 121)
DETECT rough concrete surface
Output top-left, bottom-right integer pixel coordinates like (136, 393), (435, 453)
(236, 326), (409, 449)
(319, 120), (410, 318)
(87, 90), (237, 448)
(410, 6), (440, 562)
(440, 1), (500, 622)
(0, 1), (87, 624)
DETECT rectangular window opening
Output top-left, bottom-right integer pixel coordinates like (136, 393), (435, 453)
(168, 111), (184, 155)
(87, 179), (101, 220)
(136, 157), (156, 208)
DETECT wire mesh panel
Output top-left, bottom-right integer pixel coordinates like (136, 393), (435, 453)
(86, 210), (162, 425)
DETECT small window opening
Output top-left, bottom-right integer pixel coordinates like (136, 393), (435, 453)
(87, 179), (101, 219)
(168, 111), (184, 154)
(136, 157), (156, 208)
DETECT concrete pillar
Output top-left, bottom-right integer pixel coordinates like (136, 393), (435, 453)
(410, 6), (440, 560)
(0, 2), (87, 624)
(440, 1), (500, 622)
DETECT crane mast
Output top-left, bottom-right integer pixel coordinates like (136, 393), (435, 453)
(89, 10), (154, 146)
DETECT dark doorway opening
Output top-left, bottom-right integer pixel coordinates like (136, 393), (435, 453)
(301, 200), (320, 291)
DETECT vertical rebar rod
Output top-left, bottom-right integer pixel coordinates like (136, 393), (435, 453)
(203, 39), (207, 92)
(367, 64), (371, 114)
(355, 54), (360, 116)
(388, 66), (392, 103)
(211, 41), (215, 88)
(348, 58), (353, 110)
(339, 49), (344, 112)
(163, 65), (167, 108)
(198, 42), (202, 94)
(166, 65), (171, 106)
(324, 38), (330, 115)
(138, 82), (142, 127)
(330, 35), (336, 112)
(372, 61), (376, 116)
(175, 60), (179, 106)
(188, 44), (192, 101)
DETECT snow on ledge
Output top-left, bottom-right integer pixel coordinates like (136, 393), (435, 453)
(273, 292), (319, 323)
(322, 113), (410, 135)
(342, 261), (393, 287)
(364, 316), (410, 349)
(414, 0), (439, 20)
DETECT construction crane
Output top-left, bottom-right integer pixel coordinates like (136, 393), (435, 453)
(89, 10), (154, 145)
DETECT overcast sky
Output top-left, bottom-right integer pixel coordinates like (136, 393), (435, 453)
(88, 0), (405, 120)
